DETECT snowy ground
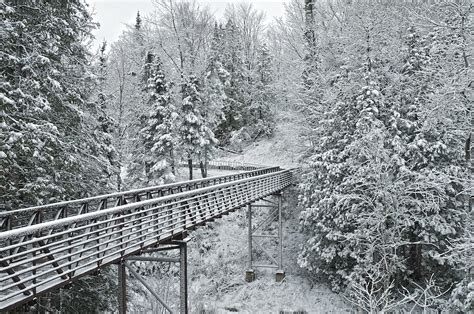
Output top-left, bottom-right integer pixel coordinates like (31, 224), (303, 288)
(128, 109), (351, 313)
(216, 109), (310, 169)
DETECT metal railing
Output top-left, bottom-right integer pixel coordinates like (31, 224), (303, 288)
(0, 169), (293, 311)
(179, 160), (265, 171)
(0, 166), (280, 233)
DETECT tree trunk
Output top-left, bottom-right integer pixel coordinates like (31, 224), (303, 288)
(170, 146), (176, 175)
(117, 169), (122, 192)
(187, 157), (193, 180)
(199, 160), (208, 178)
(304, 0), (316, 56)
(408, 223), (422, 281)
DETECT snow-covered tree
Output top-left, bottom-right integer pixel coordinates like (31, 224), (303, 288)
(92, 41), (120, 191)
(200, 43), (229, 176)
(179, 75), (215, 180)
(128, 53), (177, 186)
(1, 1), (119, 312)
(0, 0), (107, 209)
(246, 43), (275, 139)
(298, 3), (472, 310)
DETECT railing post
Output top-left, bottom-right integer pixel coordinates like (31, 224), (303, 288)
(118, 262), (127, 314)
(245, 204), (255, 282)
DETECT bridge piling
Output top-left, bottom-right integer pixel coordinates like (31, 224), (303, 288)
(118, 262), (126, 314)
(245, 204), (255, 282)
(245, 194), (285, 283)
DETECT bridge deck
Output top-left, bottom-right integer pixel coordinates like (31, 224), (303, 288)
(0, 167), (293, 311)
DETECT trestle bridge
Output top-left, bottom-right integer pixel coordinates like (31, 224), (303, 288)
(0, 162), (295, 313)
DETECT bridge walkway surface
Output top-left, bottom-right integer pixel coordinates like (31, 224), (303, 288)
(0, 162), (295, 313)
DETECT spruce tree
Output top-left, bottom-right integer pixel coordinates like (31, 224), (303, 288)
(214, 19), (247, 143)
(298, 23), (471, 309)
(247, 43), (275, 138)
(128, 53), (176, 186)
(0, 0), (106, 208)
(142, 57), (177, 183)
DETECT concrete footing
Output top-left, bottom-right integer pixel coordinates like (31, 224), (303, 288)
(275, 270), (285, 282)
(245, 270), (255, 282)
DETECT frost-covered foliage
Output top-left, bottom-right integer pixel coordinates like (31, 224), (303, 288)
(1, 1), (119, 312)
(246, 43), (275, 138)
(91, 41), (120, 191)
(179, 75), (217, 166)
(210, 19), (275, 145)
(0, 1), (116, 209)
(128, 54), (177, 186)
(298, 1), (472, 311)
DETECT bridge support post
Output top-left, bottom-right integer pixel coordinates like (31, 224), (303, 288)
(178, 240), (188, 314)
(245, 193), (285, 283)
(276, 193), (285, 282)
(118, 262), (127, 314)
(245, 204), (255, 282)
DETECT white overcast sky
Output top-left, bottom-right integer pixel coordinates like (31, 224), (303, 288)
(86, 0), (289, 45)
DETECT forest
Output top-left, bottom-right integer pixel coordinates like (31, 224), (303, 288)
(0, 0), (472, 312)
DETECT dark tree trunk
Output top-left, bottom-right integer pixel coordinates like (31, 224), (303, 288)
(187, 157), (193, 180)
(408, 223), (422, 281)
(170, 147), (176, 175)
(199, 160), (207, 178)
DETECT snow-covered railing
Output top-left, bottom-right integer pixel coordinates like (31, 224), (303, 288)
(0, 169), (293, 311)
(0, 167), (280, 233)
(179, 160), (266, 171)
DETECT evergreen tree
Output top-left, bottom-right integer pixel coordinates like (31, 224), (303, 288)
(246, 43), (275, 138)
(298, 22), (471, 310)
(200, 42), (229, 176)
(214, 19), (247, 143)
(179, 75), (217, 180)
(1, 1), (119, 312)
(93, 41), (120, 191)
(128, 53), (177, 186)
(0, 0), (104, 209)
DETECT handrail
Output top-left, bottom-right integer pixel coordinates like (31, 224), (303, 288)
(0, 169), (293, 311)
(180, 160), (265, 170)
(0, 166), (280, 232)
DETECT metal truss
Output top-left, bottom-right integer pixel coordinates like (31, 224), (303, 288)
(245, 193), (285, 283)
(0, 165), (280, 233)
(0, 169), (293, 310)
(118, 239), (189, 314)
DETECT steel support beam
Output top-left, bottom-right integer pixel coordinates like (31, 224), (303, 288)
(276, 193), (285, 282)
(116, 239), (188, 314)
(246, 194), (285, 283)
(245, 204), (255, 282)
(166, 239), (188, 314)
(125, 264), (174, 313)
(118, 262), (126, 314)
(179, 241), (188, 314)
(125, 256), (180, 263)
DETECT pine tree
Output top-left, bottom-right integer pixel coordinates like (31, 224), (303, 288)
(298, 23), (471, 309)
(214, 19), (247, 143)
(200, 41), (229, 176)
(127, 53), (177, 186)
(1, 1), (119, 311)
(142, 56), (177, 184)
(179, 75), (217, 180)
(0, 0), (102, 208)
(246, 43), (275, 138)
(93, 41), (120, 191)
